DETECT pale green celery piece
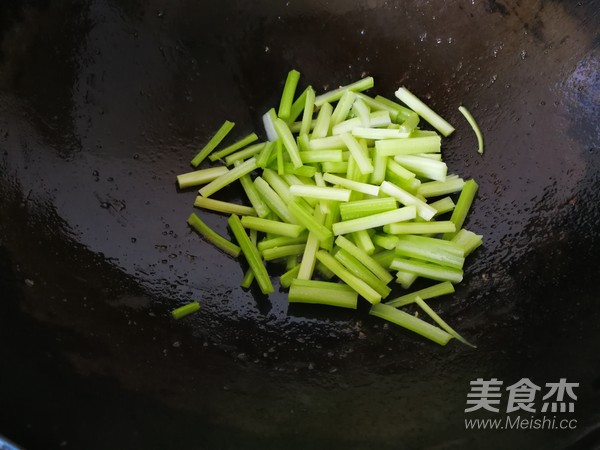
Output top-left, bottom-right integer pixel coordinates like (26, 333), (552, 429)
(394, 234), (465, 269)
(194, 196), (256, 216)
(430, 197), (456, 216)
(286, 255), (298, 270)
(289, 120), (316, 134)
(443, 179), (479, 240)
(315, 250), (381, 304)
(351, 230), (376, 255)
(288, 86), (310, 124)
(372, 233), (400, 250)
(228, 214), (273, 294)
(273, 118), (303, 169)
(241, 216), (305, 238)
(293, 132), (309, 155)
(199, 157), (258, 198)
(312, 102), (333, 139)
(310, 135), (344, 150)
(371, 249), (395, 269)
(335, 235), (393, 283)
(262, 108), (278, 141)
(254, 176), (297, 224)
(323, 173), (379, 196)
(415, 296), (475, 347)
(282, 163), (317, 178)
(276, 140), (284, 175)
(330, 91), (357, 132)
(339, 197), (397, 221)
(370, 152), (388, 185)
(373, 95), (415, 121)
(416, 153), (443, 161)
(289, 200), (332, 242)
(191, 120), (235, 167)
(385, 221), (456, 235)
(410, 130), (439, 137)
(458, 106), (484, 154)
(322, 161), (349, 173)
(393, 155), (447, 182)
(375, 136), (441, 156)
(380, 180), (436, 221)
(280, 264), (301, 288)
(257, 233), (309, 252)
(369, 303), (453, 346)
(387, 159), (417, 180)
(384, 171), (421, 194)
(288, 279), (358, 309)
(418, 178), (465, 198)
(256, 141), (276, 168)
(386, 281), (455, 308)
(315, 261), (335, 279)
(314, 76), (374, 107)
(354, 93), (400, 121)
(352, 97), (370, 127)
(171, 302), (201, 320)
(332, 110), (392, 135)
(320, 200), (339, 252)
(399, 111), (420, 132)
(340, 133), (373, 175)
(209, 133), (259, 162)
(262, 244), (306, 261)
(390, 257), (463, 283)
(188, 213), (240, 257)
(297, 207), (325, 280)
(225, 142), (266, 166)
(239, 173), (271, 218)
(333, 206), (417, 236)
(300, 150), (343, 163)
(395, 270), (418, 289)
(262, 168), (295, 205)
(282, 174), (318, 207)
(290, 185), (351, 202)
(241, 229), (259, 288)
(278, 69), (301, 121)
(352, 127), (410, 140)
(451, 228), (483, 256)
(177, 166), (229, 189)
(300, 86), (316, 136)
(395, 87), (455, 137)
(335, 249), (391, 298)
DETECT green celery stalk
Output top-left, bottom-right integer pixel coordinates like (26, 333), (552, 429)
(299, 86), (316, 136)
(322, 161), (349, 173)
(335, 235), (393, 283)
(330, 90), (357, 132)
(241, 216), (305, 238)
(256, 141), (276, 168)
(257, 233), (309, 252)
(414, 297), (475, 347)
(370, 152), (388, 185)
(241, 229), (258, 288)
(418, 178), (465, 198)
(430, 197), (456, 216)
(443, 179), (479, 240)
(191, 120), (235, 167)
(254, 176), (297, 224)
(390, 257), (463, 283)
(297, 207), (325, 280)
(314, 76), (374, 107)
(395, 87), (455, 137)
(276, 140), (285, 175)
(334, 249), (391, 298)
(340, 133), (373, 175)
(351, 230), (376, 255)
(352, 97), (370, 126)
(387, 159), (416, 180)
(262, 244), (306, 261)
(394, 234), (465, 269)
(199, 157), (257, 198)
(386, 281), (455, 308)
(239, 173), (271, 218)
(332, 110), (392, 135)
(354, 93), (400, 121)
(177, 166), (230, 189)
(289, 120), (316, 134)
(384, 221), (456, 235)
(375, 136), (441, 156)
(300, 150), (343, 163)
(278, 69), (301, 121)
(372, 233), (399, 250)
(399, 111), (420, 132)
(352, 127), (410, 140)
(458, 106), (484, 154)
(371, 249), (396, 269)
(288, 279), (358, 309)
(323, 173), (380, 196)
(224, 143), (265, 166)
(194, 196), (256, 216)
(262, 108), (278, 141)
(171, 301), (201, 319)
(395, 270), (418, 289)
(311, 102), (333, 139)
(290, 185), (352, 202)
(315, 261), (335, 279)
(280, 264), (301, 288)
(333, 205), (417, 236)
(273, 118), (303, 169)
(373, 95), (415, 121)
(209, 133), (259, 162)
(282, 163), (317, 178)
(309, 135), (345, 150)
(380, 180), (437, 221)
(339, 197), (397, 221)
(451, 228), (483, 256)
(288, 200), (332, 242)
(188, 213), (241, 257)
(288, 86), (310, 123)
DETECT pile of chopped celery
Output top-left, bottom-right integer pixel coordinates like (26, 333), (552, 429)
(177, 70), (484, 346)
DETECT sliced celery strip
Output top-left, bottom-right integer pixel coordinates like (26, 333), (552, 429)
(340, 133), (373, 175)
(322, 161), (349, 173)
(339, 197), (397, 221)
(225, 142), (266, 166)
(380, 180), (437, 221)
(351, 230), (376, 255)
(199, 157), (257, 198)
(458, 106), (484, 154)
(254, 176), (297, 224)
(323, 173), (380, 196)
(384, 221), (456, 235)
(299, 86), (316, 136)
(280, 264), (301, 288)
(372, 233), (399, 250)
(443, 179), (478, 240)
(262, 108), (278, 142)
(177, 166), (229, 189)
(188, 213), (240, 257)
(278, 69), (301, 121)
(297, 207), (324, 280)
(288, 279), (358, 309)
(430, 197), (456, 216)
(352, 97), (370, 127)
(451, 228), (483, 256)
(354, 93), (400, 121)
(370, 152), (388, 185)
(241, 216), (305, 238)
(333, 205), (417, 236)
(194, 196), (256, 216)
(288, 201), (332, 242)
(309, 135), (344, 150)
(330, 91), (357, 131)
(415, 297), (475, 347)
(276, 140), (284, 175)
(373, 95), (415, 121)
(332, 110), (392, 135)
(290, 185), (351, 202)
(171, 302), (201, 320)
(273, 118), (303, 169)
(371, 249), (396, 269)
(288, 86), (309, 123)
(394, 235), (465, 269)
(300, 150), (343, 163)
(352, 127), (410, 140)
(312, 102), (333, 138)
(314, 76), (374, 107)
(191, 120), (235, 167)
(262, 244), (306, 261)
(387, 159), (417, 180)
(335, 235), (393, 284)
(239, 173), (271, 218)
(400, 111), (420, 133)
(282, 163), (317, 178)
(418, 178), (465, 198)
(390, 257), (463, 283)
(386, 281), (455, 308)
(395, 87), (455, 137)
(241, 229), (258, 288)
(257, 233), (309, 252)
(375, 136), (441, 156)
(209, 133), (259, 162)
(395, 270), (418, 289)
(256, 141), (276, 168)
(334, 249), (391, 298)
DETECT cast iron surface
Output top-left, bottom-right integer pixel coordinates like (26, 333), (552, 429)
(0, 0), (599, 449)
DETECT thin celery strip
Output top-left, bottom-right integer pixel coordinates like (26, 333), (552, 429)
(283, 174), (318, 207)
(372, 233), (399, 250)
(280, 264), (301, 288)
(194, 196), (256, 216)
(387, 159), (416, 180)
(335, 235), (393, 283)
(188, 213), (240, 257)
(256, 141), (276, 168)
(395, 270), (418, 289)
(418, 178), (465, 198)
(254, 176), (297, 224)
(394, 235), (465, 269)
(297, 207), (324, 280)
(417, 153), (443, 161)
(410, 130), (439, 137)
(386, 281), (455, 308)
(340, 133), (373, 175)
(262, 168), (295, 206)
(375, 136), (441, 156)
(458, 106), (484, 154)
(415, 297), (475, 347)
(241, 216), (305, 238)
(354, 93), (400, 121)
(352, 127), (410, 140)
(380, 181), (437, 221)
(225, 142), (266, 166)
(314, 76), (374, 107)
(228, 214), (274, 294)
(263, 108), (278, 141)
(323, 173), (380, 196)
(315, 250), (381, 304)
(395, 87), (455, 137)
(278, 69), (301, 121)
(276, 140), (284, 175)
(209, 133), (259, 162)
(282, 163), (317, 177)
(241, 229), (258, 288)
(171, 302), (201, 320)
(300, 86), (316, 136)
(370, 152), (388, 185)
(373, 95), (415, 121)
(335, 249), (391, 298)
(400, 111), (420, 132)
(199, 157), (257, 198)
(332, 110), (392, 135)
(288, 279), (358, 309)
(177, 166), (229, 189)
(371, 249), (396, 269)
(330, 91), (357, 131)
(300, 150), (343, 163)
(191, 120), (235, 167)
(273, 118), (303, 169)
(430, 197), (456, 216)
(239, 173), (271, 218)
(315, 261), (335, 279)
(385, 221), (456, 235)
(290, 185), (351, 202)
(262, 244), (306, 261)
(369, 303), (452, 346)
(351, 230), (376, 255)
(322, 161), (349, 173)
(289, 120), (316, 134)
(390, 258), (463, 283)
(257, 233), (309, 252)
(451, 228), (483, 256)
(443, 179), (479, 240)
(288, 201), (332, 242)
(286, 255), (298, 270)
(312, 102), (333, 139)
(310, 135), (344, 150)
(288, 86), (309, 123)
(333, 205), (417, 236)
(352, 97), (370, 126)
(320, 200), (339, 251)
(339, 197), (398, 221)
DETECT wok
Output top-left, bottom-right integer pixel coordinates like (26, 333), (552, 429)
(0, 0), (599, 448)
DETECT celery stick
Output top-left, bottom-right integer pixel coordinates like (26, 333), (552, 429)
(320, 200), (339, 251)
(339, 198), (397, 221)
(410, 130), (439, 137)
(375, 136), (441, 156)
(443, 179), (479, 240)
(395, 87), (455, 137)
(177, 166), (229, 189)
(458, 106), (484, 154)
(263, 167), (297, 206)
(373, 95), (415, 121)
(314, 76), (374, 107)
(430, 197), (456, 216)
(298, 207), (324, 280)
(333, 205), (417, 236)
(332, 110), (392, 135)
(241, 216), (305, 238)
(352, 127), (410, 140)
(414, 297), (475, 347)
(191, 120), (235, 167)
(276, 140), (284, 175)
(371, 249), (396, 269)
(309, 135), (344, 150)
(354, 93), (400, 121)
(372, 233), (399, 250)
(289, 200), (332, 242)
(387, 159), (417, 180)
(340, 133), (373, 175)
(283, 174), (318, 207)
(335, 249), (391, 298)
(209, 133), (259, 162)
(315, 250), (381, 304)
(335, 235), (393, 283)
(300, 86), (316, 136)
(395, 270), (418, 289)
(451, 228), (483, 256)
(224, 142), (266, 166)
(322, 161), (349, 173)
(257, 233), (309, 252)
(315, 261), (335, 279)
(171, 301), (201, 320)
(369, 303), (452, 346)
(400, 111), (420, 133)
(289, 279), (358, 309)
(330, 91), (356, 131)
(312, 102), (333, 139)
(228, 214), (274, 294)
(390, 258), (463, 283)
(286, 255), (298, 270)
(370, 152), (388, 185)
(323, 173), (380, 196)
(380, 181), (437, 221)
(239, 173), (270, 218)
(273, 118), (303, 169)
(289, 120), (316, 134)
(280, 264), (301, 288)
(418, 178), (465, 198)
(282, 163), (317, 178)
(290, 185), (351, 202)
(394, 235), (465, 269)
(256, 141), (276, 168)
(278, 69), (301, 121)
(351, 230), (376, 255)
(188, 213), (241, 257)
(194, 196), (256, 216)
(254, 176), (297, 224)
(288, 86), (309, 123)
(352, 97), (370, 127)
(386, 281), (455, 308)
(384, 221), (456, 235)
(199, 157), (257, 198)
(262, 244), (306, 261)
(241, 229), (258, 288)
(417, 153), (443, 161)
(300, 150), (343, 163)
(263, 108), (278, 141)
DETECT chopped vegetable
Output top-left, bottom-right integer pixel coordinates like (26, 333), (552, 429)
(289, 279), (358, 309)
(188, 213), (240, 257)
(209, 133), (258, 162)
(177, 166), (229, 189)
(171, 301), (201, 320)
(386, 281), (455, 308)
(458, 106), (484, 154)
(443, 179), (479, 240)
(191, 120), (235, 167)
(395, 87), (455, 137)
(278, 69), (301, 121)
